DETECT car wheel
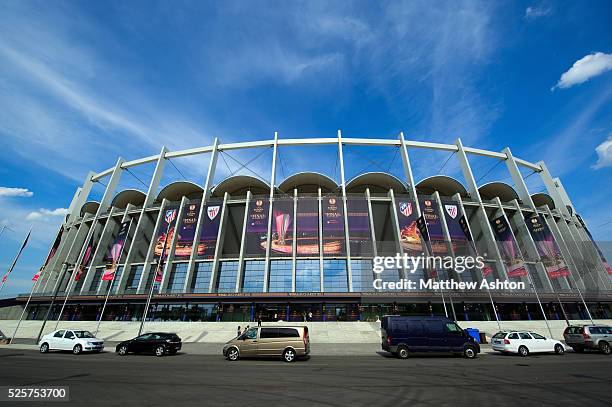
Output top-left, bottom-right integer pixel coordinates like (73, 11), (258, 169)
(397, 346), (409, 359)
(463, 346), (477, 359)
(226, 347), (239, 361)
(282, 348), (296, 363)
(599, 341), (611, 355)
(554, 344), (564, 355)
(518, 346), (529, 357)
(40, 343), (49, 353)
(155, 345), (166, 357)
(73, 344), (82, 355)
(117, 345), (128, 356)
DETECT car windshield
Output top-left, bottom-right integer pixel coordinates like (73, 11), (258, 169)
(492, 332), (507, 339)
(74, 331), (94, 338)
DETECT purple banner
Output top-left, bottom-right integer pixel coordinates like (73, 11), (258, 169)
(174, 202), (200, 259)
(267, 198), (294, 257)
(198, 202), (222, 259)
(322, 196), (345, 256)
(490, 215), (527, 278)
(441, 200), (470, 256)
(245, 197), (269, 257)
(296, 198), (319, 256)
(396, 197), (421, 254)
(347, 197), (372, 256)
(524, 214), (569, 279)
(103, 220), (131, 281)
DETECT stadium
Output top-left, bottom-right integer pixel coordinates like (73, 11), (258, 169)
(4, 133), (612, 326)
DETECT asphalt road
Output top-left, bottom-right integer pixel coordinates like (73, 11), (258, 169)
(0, 347), (610, 407)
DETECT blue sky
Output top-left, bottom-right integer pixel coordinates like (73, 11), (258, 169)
(1, 0), (611, 296)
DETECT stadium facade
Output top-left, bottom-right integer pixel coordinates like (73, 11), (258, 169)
(15, 134), (612, 323)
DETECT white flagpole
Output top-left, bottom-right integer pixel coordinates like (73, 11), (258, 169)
(0, 228), (32, 294)
(10, 270), (43, 344)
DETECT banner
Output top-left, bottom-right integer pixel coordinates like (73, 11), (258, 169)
(102, 220), (131, 281)
(459, 215), (493, 278)
(322, 196), (345, 256)
(75, 233), (95, 281)
(32, 226), (63, 281)
(245, 198), (269, 257)
(153, 205), (179, 259)
(174, 202), (200, 259)
(296, 198), (319, 256)
(442, 200), (470, 257)
(576, 214), (612, 275)
(266, 199), (293, 257)
(490, 215), (528, 278)
(419, 198), (447, 256)
(347, 198), (372, 256)
(396, 198), (421, 254)
(198, 202), (222, 259)
(524, 214), (570, 279)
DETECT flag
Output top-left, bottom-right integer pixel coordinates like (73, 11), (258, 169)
(32, 226), (64, 282)
(2, 229), (31, 284)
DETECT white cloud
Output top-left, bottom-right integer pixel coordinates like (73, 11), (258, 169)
(553, 52), (612, 90)
(25, 208), (68, 221)
(0, 187), (33, 197)
(524, 5), (552, 19)
(593, 135), (612, 169)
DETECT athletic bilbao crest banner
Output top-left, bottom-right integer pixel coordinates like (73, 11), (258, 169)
(174, 202), (200, 259)
(245, 198), (269, 257)
(576, 214), (612, 275)
(442, 200), (470, 256)
(396, 196), (421, 254)
(490, 215), (528, 278)
(153, 206), (179, 259)
(524, 214), (570, 279)
(198, 202), (222, 260)
(102, 220), (131, 281)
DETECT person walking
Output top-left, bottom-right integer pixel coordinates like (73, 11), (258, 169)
(257, 316), (262, 326)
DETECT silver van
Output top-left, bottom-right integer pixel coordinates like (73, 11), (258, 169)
(223, 326), (310, 362)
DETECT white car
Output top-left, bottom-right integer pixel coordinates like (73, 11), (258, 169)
(491, 331), (565, 356)
(39, 329), (104, 354)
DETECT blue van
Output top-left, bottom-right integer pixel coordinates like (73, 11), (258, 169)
(381, 316), (480, 359)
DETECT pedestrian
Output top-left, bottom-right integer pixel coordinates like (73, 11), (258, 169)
(237, 326), (241, 337)
(257, 316), (262, 326)
(308, 311), (313, 321)
(243, 325), (250, 335)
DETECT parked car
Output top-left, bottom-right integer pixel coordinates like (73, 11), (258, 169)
(491, 331), (564, 356)
(563, 325), (612, 354)
(116, 332), (182, 357)
(223, 326), (310, 362)
(39, 329), (104, 354)
(380, 316), (480, 359)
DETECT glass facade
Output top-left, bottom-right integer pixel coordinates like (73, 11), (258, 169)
(269, 260), (292, 292)
(191, 262), (212, 293)
(323, 259), (348, 292)
(350, 259), (374, 292)
(242, 260), (265, 292)
(168, 263), (188, 293)
(216, 261), (238, 293)
(125, 265), (144, 293)
(296, 259), (321, 292)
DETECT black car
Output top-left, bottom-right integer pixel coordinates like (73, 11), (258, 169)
(116, 332), (182, 357)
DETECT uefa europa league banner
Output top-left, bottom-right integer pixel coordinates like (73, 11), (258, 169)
(490, 215), (528, 278)
(322, 196), (345, 256)
(102, 220), (131, 281)
(154, 205), (179, 259)
(245, 197), (269, 257)
(347, 197), (372, 256)
(174, 202), (200, 259)
(396, 197), (421, 254)
(524, 214), (570, 279)
(418, 198), (447, 256)
(576, 214), (612, 275)
(268, 198), (293, 257)
(296, 198), (319, 256)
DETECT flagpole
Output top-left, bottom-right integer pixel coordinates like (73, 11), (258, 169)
(35, 263), (70, 345)
(53, 265), (81, 330)
(10, 271), (43, 344)
(0, 228), (32, 294)
(94, 264), (120, 337)
(138, 220), (172, 336)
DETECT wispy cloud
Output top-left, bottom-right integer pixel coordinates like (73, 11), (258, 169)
(25, 208), (68, 221)
(524, 5), (552, 20)
(593, 135), (612, 169)
(553, 52), (612, 90)
(0, 187), (33, 197)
